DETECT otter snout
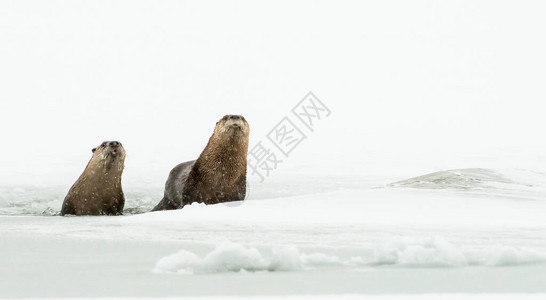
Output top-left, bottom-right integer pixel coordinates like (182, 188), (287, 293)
(105, 141), (124, 158)
(217, 115), (248, 135)
(226, 115), (244, 128)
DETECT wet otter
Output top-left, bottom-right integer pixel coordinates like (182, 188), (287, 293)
(61, 141), (126, 216)
(152, 115), (249, 211)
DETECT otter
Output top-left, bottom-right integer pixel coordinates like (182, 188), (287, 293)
(61, 141), (126, 216)
(152, 115), (249, 211)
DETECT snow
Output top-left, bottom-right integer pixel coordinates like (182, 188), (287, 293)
(153, 242), (307, 274)
(1, 165), (546, 297)
(2, 0), (546, 298)
(152, 237), (546, 275)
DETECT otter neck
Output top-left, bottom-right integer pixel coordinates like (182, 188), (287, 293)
(194, 132), (248, 183)
(84, 157), (124, 186)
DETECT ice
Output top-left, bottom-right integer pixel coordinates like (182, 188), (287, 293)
(2, 0), (546, 298)
(1, 165), (546, 297)
(300, 252), (342, 268)
(153, 236), (546, 276)
(268, 246), (303, 271)
(481, 246), (546, 267)
(153, 242), (269, 274)
(388, 168), (514, 190)
(153, 242), (342, 274)
(373, 237), (468, 267)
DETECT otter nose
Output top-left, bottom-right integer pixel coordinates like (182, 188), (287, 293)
(109, 141), (120, 148)
(230, 115), (241, 120)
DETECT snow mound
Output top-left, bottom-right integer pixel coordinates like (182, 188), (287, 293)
(153, 242), (342, 274)
(479, 246), (546, 267)
(388, 168), (513, 190)
(371, 237), (546, 268)
(387, 168), (546, 202)
(372, 237), (467, 267)
(154, 238), (546, 275)
(153, 242), (268, 274)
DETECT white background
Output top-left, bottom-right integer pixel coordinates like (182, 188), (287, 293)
(1, 0), (545, 186)
(1, 2), (546, 297)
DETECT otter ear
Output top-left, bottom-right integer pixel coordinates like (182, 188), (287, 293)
(91, 147), (96, 153)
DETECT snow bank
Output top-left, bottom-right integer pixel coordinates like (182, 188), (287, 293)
(154, 238), (546, 274)
(388, 168), (546, 195)
(153, 242), (268, 274)
(153, 242), (340, 274)
(479, 246), (546, 266)
(372, 237), (546, 268)
(373, 237), (467, 267)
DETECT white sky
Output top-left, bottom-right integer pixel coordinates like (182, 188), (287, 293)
(1, 1), (545, 185)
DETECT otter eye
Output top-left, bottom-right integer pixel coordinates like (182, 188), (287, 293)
(223, 116), (229, 121)
(101, 142), (107, 147)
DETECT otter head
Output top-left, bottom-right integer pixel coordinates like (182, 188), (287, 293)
(90, 141), (126, 172)
(214, 115), (250, 139)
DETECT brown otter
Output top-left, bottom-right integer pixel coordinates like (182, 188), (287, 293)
(61, 141), (126, 216)
(152, 115), (249, 211)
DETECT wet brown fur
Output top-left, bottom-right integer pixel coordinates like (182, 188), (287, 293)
(61, 141), (126, 216)
(152, 115), (249, 211)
